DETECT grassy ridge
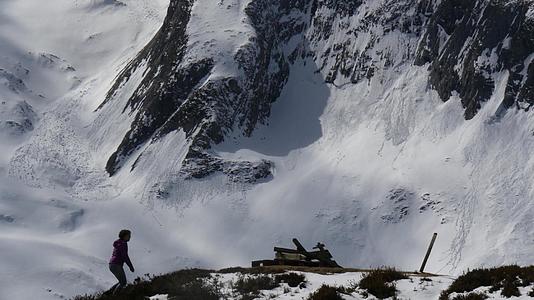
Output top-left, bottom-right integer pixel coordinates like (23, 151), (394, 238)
(73, 265), (534, 300)
(73, 269), (219, 300)
(440, 265), (534, 299)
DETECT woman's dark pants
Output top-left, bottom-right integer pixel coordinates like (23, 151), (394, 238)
(107, 264), (127, 295)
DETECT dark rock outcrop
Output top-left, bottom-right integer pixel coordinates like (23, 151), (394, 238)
(0, 101), (37, 136)
(101, 0), (202, 175)
(0, 69), (28, 93)
(381, 188), (414, 224)
(99, 0), (315, 181)
(309, 0), (433, 84)
(415, 0), (534, 119)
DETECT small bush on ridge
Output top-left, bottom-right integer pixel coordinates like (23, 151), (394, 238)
(275, 272), (307, 288)
(233, 274), (279, 297)
(307, 285), (344, 300)
(439, 265), (534, 299)
(451, 292), (488, 300)
(359, 268), (408, 299)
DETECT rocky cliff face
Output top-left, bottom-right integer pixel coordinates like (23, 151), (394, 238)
(416, 0), (534, 120)
(99, 0), (316, 181)
(99, 0), (203, 176)
(309, 0), (431, 84)
(98, 0), (534, 181)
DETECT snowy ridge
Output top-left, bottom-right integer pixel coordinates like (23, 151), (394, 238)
(210, 271), (452, 300)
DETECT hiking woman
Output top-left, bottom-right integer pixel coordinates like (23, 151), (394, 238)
(106, 229), (135, 295)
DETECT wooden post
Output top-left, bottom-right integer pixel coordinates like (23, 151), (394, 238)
(292, 238), (308, 254)
(419, 233), (437, 273)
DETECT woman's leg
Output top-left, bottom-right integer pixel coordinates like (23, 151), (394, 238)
(105, 264), (120, 295)
(109, 264), (127, 294)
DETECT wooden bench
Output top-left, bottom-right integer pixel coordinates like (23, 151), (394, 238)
(252, 238), (342, 268)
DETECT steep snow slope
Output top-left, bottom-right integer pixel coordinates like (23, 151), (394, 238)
(2, 0), (534, 299)
(0, 1), (170, 299)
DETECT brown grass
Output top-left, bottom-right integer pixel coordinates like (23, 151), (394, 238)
(358, 268), (408, 299)
(439, 265), (534, 300)
(232, 274), (279, 297)
(307, 285), (344, 300)
(71, 265), (436, 300)
(71, 269), (219, 300)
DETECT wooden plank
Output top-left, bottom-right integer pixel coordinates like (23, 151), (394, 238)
(274, 247), (325, 256)
(273, 247), (301, 254)
(275, 252), (307, 261)
(419, 233), (438, 273)
(292, 238), (309, 253)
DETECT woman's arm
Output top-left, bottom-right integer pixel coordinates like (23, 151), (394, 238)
(121, 243), (134, 271)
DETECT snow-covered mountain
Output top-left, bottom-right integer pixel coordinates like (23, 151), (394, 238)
(2, 0), (534, 299)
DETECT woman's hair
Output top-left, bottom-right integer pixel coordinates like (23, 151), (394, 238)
(118, 229), (131, 239)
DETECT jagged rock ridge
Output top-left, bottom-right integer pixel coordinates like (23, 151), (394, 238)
(99, 0), (316, 181)
(415, 0), (534, 120)
(99, 0), (534, 181)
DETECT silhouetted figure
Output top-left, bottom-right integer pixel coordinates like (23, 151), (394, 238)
(104, 229), (135, 295)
